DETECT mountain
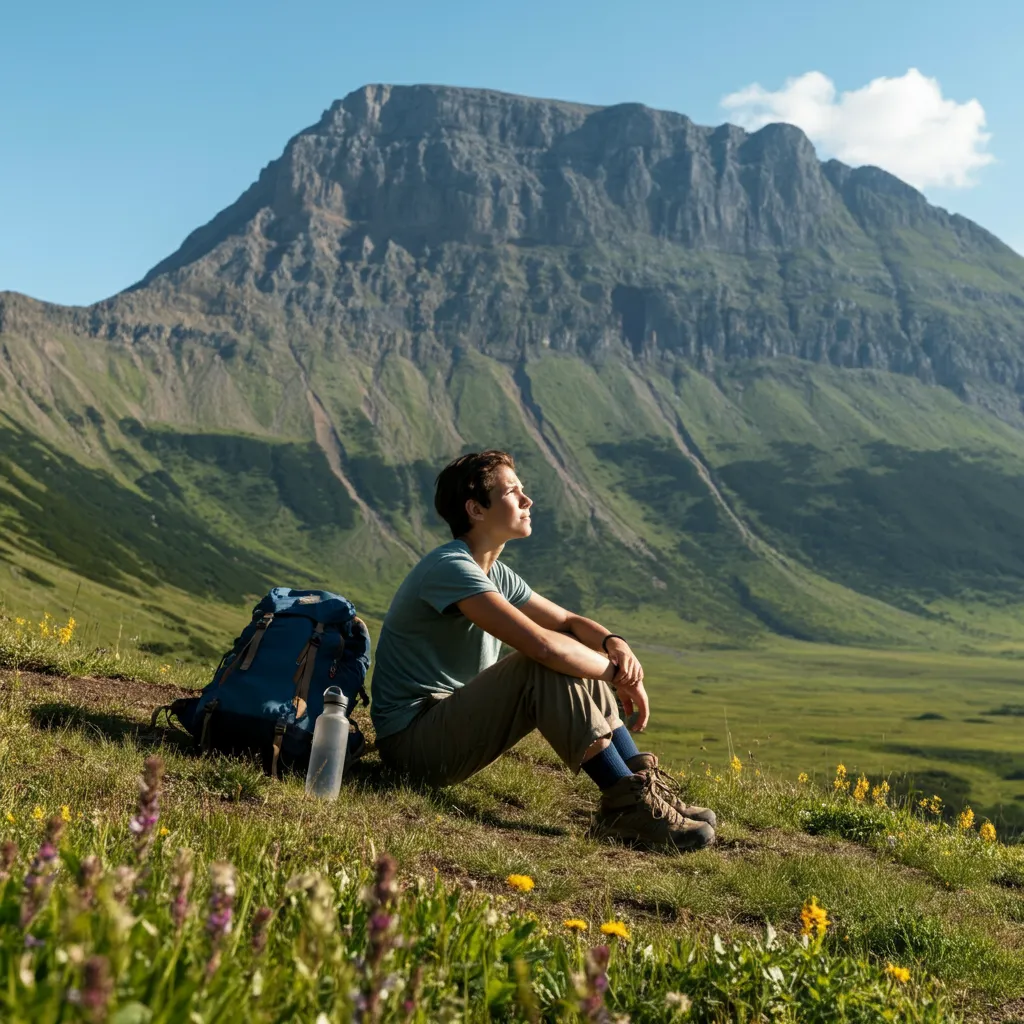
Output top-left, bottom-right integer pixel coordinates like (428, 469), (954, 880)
(3, 83), (1024, 658)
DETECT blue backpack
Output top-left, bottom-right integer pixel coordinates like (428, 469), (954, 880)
(155, 588), (372, 777)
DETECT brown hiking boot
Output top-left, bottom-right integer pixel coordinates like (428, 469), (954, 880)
(592, 773), (715, 851)
(626, 752), (718, 829)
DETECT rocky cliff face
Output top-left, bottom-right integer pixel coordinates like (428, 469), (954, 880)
(88, 83), (1022, 409)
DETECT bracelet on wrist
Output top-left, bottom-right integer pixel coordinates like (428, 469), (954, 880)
(601, 633), (626, 654)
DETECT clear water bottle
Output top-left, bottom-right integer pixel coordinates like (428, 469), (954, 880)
(305, 686), (350, 800)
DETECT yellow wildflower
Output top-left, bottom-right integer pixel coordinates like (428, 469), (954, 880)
(160, 665), (170, 674)
(799, 897), (830, 939)
(730, 755), (742, 776)
(852, 775), (869, 802)
(600, 920), (630, 940)
(14, 617), (26, 627)
(885, 964), (911, 984)
(5, 811), (14, 824)
(833, 764), (849, 794)
(918, 794), (943, 816)
(57, 617), (76, 646)
(38, 614), (52, 638)
(506, 874), (534, 893)
(797, 772), (809, 785)
(957, 807), (975, 831)
(980, 822), (997, 843)
(31, 805), (45, 821)
(159, 826), (170, 837)
(563, 918), (588, 932)
(60, 805), (72, 822)
(871, 780), (890, 806)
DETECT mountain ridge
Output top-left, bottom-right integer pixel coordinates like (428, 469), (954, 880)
(3, 83), (1024, 655)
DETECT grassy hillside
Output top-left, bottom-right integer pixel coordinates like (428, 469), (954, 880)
(3, 640), (1024, 1021)
(5, 295), (1024, 658)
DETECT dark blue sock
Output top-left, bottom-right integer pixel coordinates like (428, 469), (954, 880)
(581, 743), (634, 791)
(610, 725), (641, 762)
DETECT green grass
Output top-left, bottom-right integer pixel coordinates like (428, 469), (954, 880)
(4, 625), (1024, 1020)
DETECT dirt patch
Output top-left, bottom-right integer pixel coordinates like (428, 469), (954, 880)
(0, 669), (191, 716)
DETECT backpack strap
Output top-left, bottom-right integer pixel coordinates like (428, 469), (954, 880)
(239, 612), (274, 671)
(199, 699), (220, 751)
(270, 720), (287, 780)
(292, 622), (325, 719)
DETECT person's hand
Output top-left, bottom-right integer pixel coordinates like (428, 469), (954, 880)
(614, 678), (650, 732)
(606, 637), (643, 688)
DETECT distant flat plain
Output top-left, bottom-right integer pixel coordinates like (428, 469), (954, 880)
(635, 641), (1024, 831)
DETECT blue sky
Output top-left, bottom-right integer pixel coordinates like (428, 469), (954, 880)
(2, 0), (1021, 306)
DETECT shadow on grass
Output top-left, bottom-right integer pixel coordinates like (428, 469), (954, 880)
(346, 759), (572, 839)
(29, 701), (197, 755)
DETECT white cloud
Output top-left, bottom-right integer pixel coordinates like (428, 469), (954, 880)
(720, 69), (994, 190)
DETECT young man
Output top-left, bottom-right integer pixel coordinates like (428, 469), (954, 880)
(370, 450), (716, 851)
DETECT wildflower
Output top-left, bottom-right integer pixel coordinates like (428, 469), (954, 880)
(170, 848), (194, 934)
(77, 855), (102, 909)
(31, 805), (45, 821)
(730, 754), (742, 776)
(129, 755), (164, 863)
(564, 918), (588, 932)
(797, 773), (809, 784)
(0, 839), (17, 884)
(871, 780), (890, 806)
(57, 617), (76, 645)
(833, 763), (849, 793)
(159, 826), (170, 837)
(20, 815), (64, 927)
(5, 811), (15, 824)
(958, 807), (975, 831)
(205, 861), (236, 977)
(600, 920), (630, 941)
(577, 944), (611, 1021)
(111, 865), (137, 904)
(980, 822), (997, 843)
(38, 613), (52, 638)
(506, 873), (535, 893)
(852, 775), (869, 802)
(250, 905), (273, 955)
(15, 617), (26, 627)
(665, 992), (693, 1012)
(919, 794), (943, 816)
(799, 896), (830, 940)
(80, 954), (113, 1020)
(61, 805), (72, 823)
(160, 665), (170, 673)
(359, 854), (399, 1022)
(885, 963), (911, 984)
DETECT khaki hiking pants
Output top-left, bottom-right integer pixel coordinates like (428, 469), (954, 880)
(375, 652), (624, 786)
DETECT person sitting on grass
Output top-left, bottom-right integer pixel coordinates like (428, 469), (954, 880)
(370, 449), (716, 851)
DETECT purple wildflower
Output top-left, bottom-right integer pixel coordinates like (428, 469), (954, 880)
(170, 848), (194, 934)
(578, 945), (613, 1023)
(129, 756), (164, 863)
(205, 861), (236, 978)
(81, 955), (113, 1022)
(0, 839), (16, 884)
(77, 855), (102, 909)
(20, 816), (64, 928)
(359, 854), (399, 1023)
(250, 905), (273, 955)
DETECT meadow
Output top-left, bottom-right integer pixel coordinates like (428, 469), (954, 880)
(3, 612), (1024, 1021)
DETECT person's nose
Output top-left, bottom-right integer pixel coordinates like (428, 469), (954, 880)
(521, 493), (533, 509)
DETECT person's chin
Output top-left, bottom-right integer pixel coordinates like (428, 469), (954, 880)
(518, 518), (533, 536)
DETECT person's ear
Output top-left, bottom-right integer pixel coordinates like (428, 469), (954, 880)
(465, 499), (484, 524)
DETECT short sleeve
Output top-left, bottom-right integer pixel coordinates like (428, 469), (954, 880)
(420, 552), (497, 614)
(493, 561), (532, 608)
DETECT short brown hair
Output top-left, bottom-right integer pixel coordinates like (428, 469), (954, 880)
(434, 450), (516, 538)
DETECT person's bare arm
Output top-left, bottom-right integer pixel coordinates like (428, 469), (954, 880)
(458, 591), (650, 730)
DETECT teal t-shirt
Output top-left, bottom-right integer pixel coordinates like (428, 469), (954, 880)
(370, 539), (533, 739)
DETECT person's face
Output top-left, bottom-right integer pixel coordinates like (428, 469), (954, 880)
(470, 465), (533, 540)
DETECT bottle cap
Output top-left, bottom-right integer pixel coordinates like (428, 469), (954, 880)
(323, 685), (347, 709)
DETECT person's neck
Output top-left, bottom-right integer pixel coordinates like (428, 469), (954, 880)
(460, 532), (505, 575)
